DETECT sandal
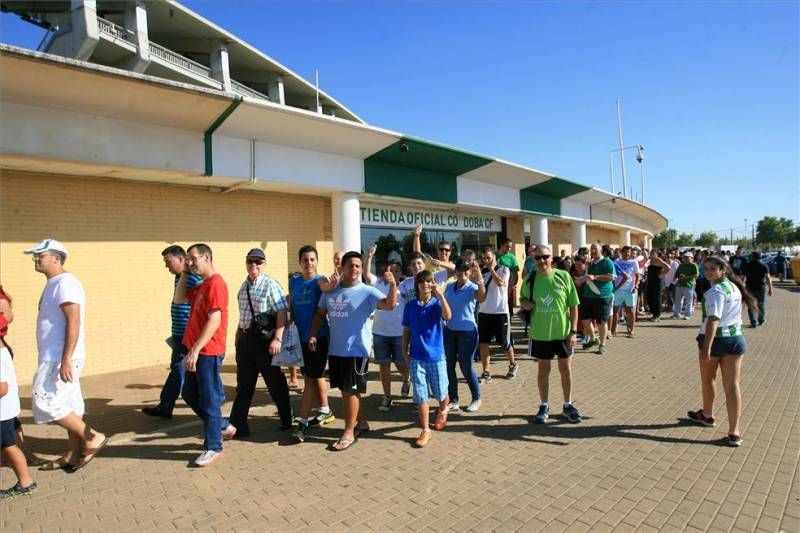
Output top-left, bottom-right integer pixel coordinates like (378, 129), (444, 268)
(414, 430), (432, 448)
(434, 410), (448, 431)
(72, 436), (110, 471)
(330, 438), (356, 452)
(39, 457), (78, 471)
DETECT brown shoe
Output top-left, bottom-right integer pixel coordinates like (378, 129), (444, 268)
(414, 430), (432, 448)
(434, 409), (448, 431)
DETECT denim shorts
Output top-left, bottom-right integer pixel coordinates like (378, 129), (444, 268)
(373, 334), (406, 366)
(696, 334), (746, 357)
(0, 418), (17, 448)
(613, 291), (637, 309)
(409, 358), (448, 404)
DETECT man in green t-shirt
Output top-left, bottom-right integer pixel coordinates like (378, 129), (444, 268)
(497, 238), (520, 311)
(672, 252), (699, 319)
(520, 245), (582, 424)
(577, 243), (617, 355)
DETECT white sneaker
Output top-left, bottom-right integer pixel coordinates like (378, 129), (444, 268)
(221, 424), (237, 441)
(464, 400), (481, 413)
(194, 450), (223, 467)
(447, 403), (461, 413)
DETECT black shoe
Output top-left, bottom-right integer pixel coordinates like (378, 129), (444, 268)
(0, 481), (38, 499)
(278, 422), (292, 431)
(292, 422), (310, 443)
(142, 406), (172, 419)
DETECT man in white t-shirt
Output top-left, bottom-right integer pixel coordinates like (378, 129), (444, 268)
(478, 247), (517, 382)
(24, 239), (108, 471)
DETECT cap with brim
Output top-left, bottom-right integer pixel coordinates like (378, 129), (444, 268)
(23, 238), (68, 258)
(246, 248), (266, 260)
(454, 258), (470, 272)
(683, 251), (693, 256)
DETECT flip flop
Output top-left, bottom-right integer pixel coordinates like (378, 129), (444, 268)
(72, 436), (110, 471)
(330, 438), (356, 452)
(39, 457), (78, 471)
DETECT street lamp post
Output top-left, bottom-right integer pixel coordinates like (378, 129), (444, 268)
(608, 144), (645, 200)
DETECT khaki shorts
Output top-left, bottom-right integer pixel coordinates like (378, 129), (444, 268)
(32, 359), (85, 424)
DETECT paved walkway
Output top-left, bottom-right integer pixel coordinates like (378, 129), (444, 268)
(2, 282), (798, 532)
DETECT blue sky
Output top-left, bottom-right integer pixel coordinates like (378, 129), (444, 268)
(2, 1), (797, 239)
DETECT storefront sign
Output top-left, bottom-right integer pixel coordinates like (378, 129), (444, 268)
(360, 204), (500, 232)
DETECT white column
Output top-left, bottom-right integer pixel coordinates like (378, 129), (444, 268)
(529, 215), (549, 247)
(572, 221), (587, 249)
(70, 0), (99, 61)
(332, 192), (361, 253)
(624, 229), (632, 246)
(210, 41), (232, 92)
(644, 235), (652, 249)
(124, 0), (150, 73)
(268, 75), (286, 104)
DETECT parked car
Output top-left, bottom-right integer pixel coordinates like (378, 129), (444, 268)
(765, 255), (793, 278)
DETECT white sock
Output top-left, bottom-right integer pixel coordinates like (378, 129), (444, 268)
(318, 406), (331, 414)
(563, 401), (573, 409)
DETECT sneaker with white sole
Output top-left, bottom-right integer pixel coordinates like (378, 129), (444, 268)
(563, 404), (582, 423)
(309, 409), (335, 426)
(221, 424), (237, 441)
(506, 362), (519, 378)
(447, 402), (461, 413)
(194, 450), (223, 467)
(687, 409), (716, 427)
(0, 481), (38, 500)
(533, 404), (549, 424)
(464, 400), (481, 413)
(292, 422), (310, 443)
(378, 396), (393, 412)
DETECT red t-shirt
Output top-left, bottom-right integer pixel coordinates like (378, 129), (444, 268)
(182, 274), (228, 356)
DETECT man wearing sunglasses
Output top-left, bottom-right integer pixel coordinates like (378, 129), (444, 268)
(520, 246), (582, 424)
(221, 248), (292, 444)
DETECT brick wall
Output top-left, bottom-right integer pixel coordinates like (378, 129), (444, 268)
(0, 173), (331, 378)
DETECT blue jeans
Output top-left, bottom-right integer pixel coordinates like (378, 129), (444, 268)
(444, 328), (481, 404)
(748, 289), (766, 325)
(673, 286), (695, 318)
(158, 336), (186, 414)
(182, 354), (225, 452)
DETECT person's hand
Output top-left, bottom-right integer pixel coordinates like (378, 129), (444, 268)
(59, 357), (73, 382)
(431, 283), (444, 299)
(698, 349), (711, 362)
(329, 272), (340, 285)
(568, 333), (577, 348)
(768, 287), (773, 297)
(520, 300), (533, 311)
(383, 270), (396, 285)
(414, 224), (422, 237)
(184, 349), (199, 372)
(308, 336), (317, 352)
(269, 337), (282, 356)
(367, 244), (377, 258)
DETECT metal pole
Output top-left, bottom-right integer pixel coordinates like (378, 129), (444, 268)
(744, 219), (748, 247)
(608, 152), (615, 193)
(640, 158), (645, 203)
(616, 99), (628, 198)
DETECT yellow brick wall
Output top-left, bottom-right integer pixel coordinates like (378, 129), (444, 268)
(549, 221), (574, 255)
(0, 173), (331, 378)
(587, 227), (622, 248)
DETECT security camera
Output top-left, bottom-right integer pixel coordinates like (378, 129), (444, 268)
(399, 142), (409, 153)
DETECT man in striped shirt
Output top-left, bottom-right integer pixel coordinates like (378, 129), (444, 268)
(142, 245), (202, 419)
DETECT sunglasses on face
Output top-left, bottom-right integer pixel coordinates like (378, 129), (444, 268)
(246, 259), (265, 265)
(439, 248), (451, 252)
(534, 255), (551, 261)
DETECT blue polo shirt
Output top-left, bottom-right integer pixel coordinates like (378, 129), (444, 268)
(444, 280), (479, 332)
(171, 274), (202, 338)
(402, 297), (445, 362)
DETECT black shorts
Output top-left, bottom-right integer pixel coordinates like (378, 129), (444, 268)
(478, 313), (511, 349)
(580, 297), (613, 322)
(696, 334), (746, 357)
(328, 355), (369, 394)
(301, 337), (329, 379)
(529, 339), (574, 360)
(0, 418), (17, 448)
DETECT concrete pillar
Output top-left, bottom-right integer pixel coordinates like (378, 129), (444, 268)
(572, 221), (587, 249)
(530, 215), (549, 247)
(623, 229), (632, 246)
(644, 235), (652, 249)
(70, 0), (99, 61)
(332, 192), (361, 253)
(210, 41), (232, 92)
(268, 75), (286, 104)
(124, 0), (150, 73)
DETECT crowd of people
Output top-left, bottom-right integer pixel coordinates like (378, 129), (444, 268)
(0, 235), (784, 497)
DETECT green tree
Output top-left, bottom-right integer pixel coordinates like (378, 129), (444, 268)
(694, 231), (718, 248)
(756, 217), (794, 247)
(652, 229), (677, 249)
(675, 233), (695, 246)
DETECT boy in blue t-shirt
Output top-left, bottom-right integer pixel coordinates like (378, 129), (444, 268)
(402, 271), (453, 448)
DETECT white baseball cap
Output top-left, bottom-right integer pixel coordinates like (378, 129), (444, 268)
(23, 238), (69, 258)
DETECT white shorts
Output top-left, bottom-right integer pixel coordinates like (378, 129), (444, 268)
(32, 359), (85, 424)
